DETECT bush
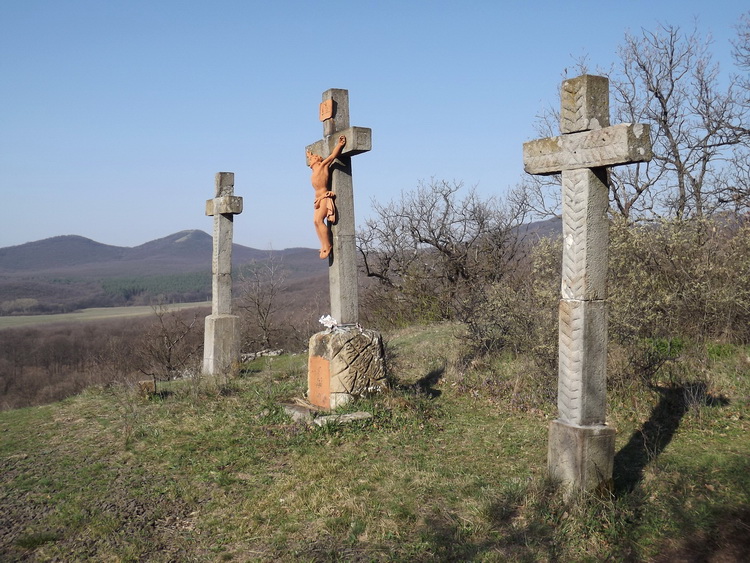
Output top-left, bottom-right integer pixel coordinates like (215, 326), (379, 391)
(609, 217), (750, 345)
(461, 215), (750, 398)
(358, 179), (529, 328)
(462, 236), (559, 365)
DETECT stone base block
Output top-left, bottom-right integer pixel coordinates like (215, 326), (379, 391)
(548, 419), (616, 494)
(203, 314), (240, 376)
(307, 327), (387, 410)
(138, 380), (156, 396)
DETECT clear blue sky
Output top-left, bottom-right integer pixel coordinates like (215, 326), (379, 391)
(1, 0), (746, 250)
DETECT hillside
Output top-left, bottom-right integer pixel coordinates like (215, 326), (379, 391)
(0, 219), (562, 316)
(0, 231), (326, 314)
(0, 230), (316, 276)
(0, 324), (748, 560)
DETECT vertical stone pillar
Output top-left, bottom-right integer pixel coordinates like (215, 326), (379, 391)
(551, 166), (615, 492)
(203, 172), (243, 376)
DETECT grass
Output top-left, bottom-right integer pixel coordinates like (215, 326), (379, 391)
(1, 323), (749, 561)
(0, 301), (211, 330)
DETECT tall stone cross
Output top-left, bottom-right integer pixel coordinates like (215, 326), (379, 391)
(306, 88), (371, 325)
(203, 172), (243, 376)
(523, 75), (652, 493)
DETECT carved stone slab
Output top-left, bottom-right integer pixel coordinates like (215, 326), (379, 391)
(523, 123), (652, 175)
(308, 355), (331, 409)
(308, 327), (387, 409)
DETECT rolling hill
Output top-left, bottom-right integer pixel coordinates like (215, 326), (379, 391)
(0, 230), (321, 276)
(0, 231), (327, 314)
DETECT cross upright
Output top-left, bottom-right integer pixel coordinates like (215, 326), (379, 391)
(203, 172), (243, 376)
(523, 75), (652, 493)
(306, 88), (371, 325)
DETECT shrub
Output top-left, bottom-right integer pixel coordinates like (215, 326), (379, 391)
(609, 217), (750, 345)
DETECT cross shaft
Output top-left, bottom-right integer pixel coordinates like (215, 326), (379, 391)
(306, 88), (371, 325)
(522, 74), (652, 493)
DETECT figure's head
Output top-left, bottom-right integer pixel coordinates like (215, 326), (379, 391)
(306, 150), (321, 167)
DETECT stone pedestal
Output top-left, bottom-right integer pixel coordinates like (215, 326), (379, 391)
(548, 419), (616, 494)
(203, 314), (240, 377)
(307, 326), (386, 409)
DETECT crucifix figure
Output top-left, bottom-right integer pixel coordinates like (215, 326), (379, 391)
(203, 172), (243, 376)
(523, 75), (652, 493)
(307, 134), (347, 259)
(305, 88), (371, 326)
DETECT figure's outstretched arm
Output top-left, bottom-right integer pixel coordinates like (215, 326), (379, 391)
(321, 135), (346, 167)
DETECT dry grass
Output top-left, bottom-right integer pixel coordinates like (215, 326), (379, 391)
(1, 323), (748, 561)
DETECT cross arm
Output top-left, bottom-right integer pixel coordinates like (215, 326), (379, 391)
(305, 126), (372, 162)
(523, 123), (652, 175)
(206, 196), (243, 216)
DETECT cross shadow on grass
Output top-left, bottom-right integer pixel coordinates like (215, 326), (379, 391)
(614, 382), (729, 494)
(410, 367), (444, 398)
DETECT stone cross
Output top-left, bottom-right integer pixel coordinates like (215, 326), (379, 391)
(203, 172), (243, 376)
(523, 75), (652, 493)
(306, 88), (371, 325)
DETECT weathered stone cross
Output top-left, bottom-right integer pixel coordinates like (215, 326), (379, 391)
(203, 172), (243, 376)
(305, 88), (371, 325)
(523, 75), (652, 493)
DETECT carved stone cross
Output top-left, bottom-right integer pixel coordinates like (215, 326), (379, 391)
(306, 88), (371, 325)
(523, 75), (652, 492)
(203, 172), (243, 376)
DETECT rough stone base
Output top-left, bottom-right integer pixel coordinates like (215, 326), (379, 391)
(203, 314), (240, 376)
(307, 327), (387, 410)
(548, 419), (616, 494)
(138, 380), (156, 396)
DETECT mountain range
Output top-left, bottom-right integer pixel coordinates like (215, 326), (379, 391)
(0, 230), (323, 278)
(0, 218), (561, 316)
(0, 230), (327, 314)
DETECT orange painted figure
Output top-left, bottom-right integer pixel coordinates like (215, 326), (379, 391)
(307, 135), (346, 259)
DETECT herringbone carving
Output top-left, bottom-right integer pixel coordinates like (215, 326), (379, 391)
(558, 300), (584, 423)
(561, 79), (587, 133)
(561, 170), (587, 298)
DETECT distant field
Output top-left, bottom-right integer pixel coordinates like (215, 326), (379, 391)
(0, 302), (211, 330)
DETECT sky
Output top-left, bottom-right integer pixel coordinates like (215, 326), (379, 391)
(1, 0), (747, 250)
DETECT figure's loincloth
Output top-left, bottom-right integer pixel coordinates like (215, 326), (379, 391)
(314, 191), (337, 224)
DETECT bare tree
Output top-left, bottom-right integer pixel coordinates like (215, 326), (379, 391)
(237, 252), (287, 350)
(525, 22), (750, 220)
(733, 12), (750, 90)
(357, 179), (529, 323)
(136, 303), (202, 383)
(722, 12), (750, 210)
(610, 24), (749, 219)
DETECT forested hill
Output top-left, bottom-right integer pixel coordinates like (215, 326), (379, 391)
(0, 230), (326, 314)
(1, 230), (284, 276)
